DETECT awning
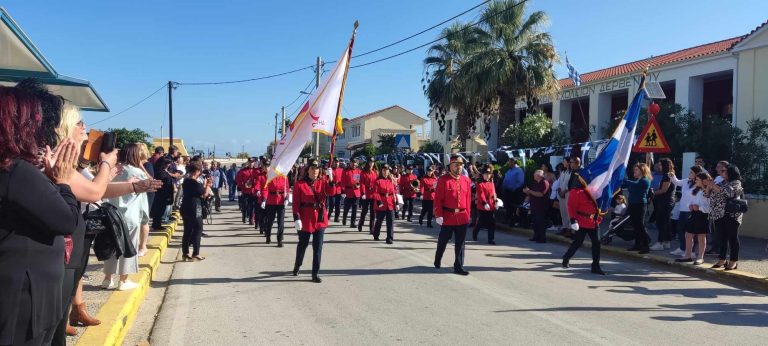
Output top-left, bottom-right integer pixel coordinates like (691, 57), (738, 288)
(0, 7), (108, 111)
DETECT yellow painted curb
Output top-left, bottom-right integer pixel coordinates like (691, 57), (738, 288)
(496, 223), (768, 291)
(77, 212), (180, 346)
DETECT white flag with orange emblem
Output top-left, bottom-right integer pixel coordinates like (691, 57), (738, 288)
(267, 26), (356, 183)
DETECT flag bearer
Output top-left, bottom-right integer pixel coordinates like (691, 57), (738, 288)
(433, 154), (472, 276)
(561, 176), (606, 275)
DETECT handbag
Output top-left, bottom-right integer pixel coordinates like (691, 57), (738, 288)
(83, 203), (110, 236)
(725, 197), (748, 214)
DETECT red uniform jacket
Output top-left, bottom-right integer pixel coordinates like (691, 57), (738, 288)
(292, 178), (334, 233)
(434, 174), (472, 226)
(235, 167), (256, 195)
(567, 187), (603, 230)
(359, 170), (378, 199)
(262, 175), (289, 206)
(330, 167), (343, 195)
(372, 177), (397, 212)
(398, 173), (418, 198)
(475, 180), (497, 211)
(253, 168), (267, 202)
(420, 176), (437, 201)
(341, 168), (361, 198)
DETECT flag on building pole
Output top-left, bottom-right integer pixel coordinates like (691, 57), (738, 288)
(267, 22), (357, 183)
(581, 73), (649, 212)
(566, 55), (581, 87)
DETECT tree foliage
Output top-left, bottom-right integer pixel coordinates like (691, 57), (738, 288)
(107, 127), (153, 150)
(501, 113), (569, 148)
(352, 144), (377, 159)
(376, 134), (397, 155)
(418, 140), (445, 153)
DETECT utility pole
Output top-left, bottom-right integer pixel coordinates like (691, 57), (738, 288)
(168, 81), (174, 148)
(273, 112), (279, 156)
(314, 56), (322, 157)
(281, 105), (286, 136)
(160, 125), (163, 148)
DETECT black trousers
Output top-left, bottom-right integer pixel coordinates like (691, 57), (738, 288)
(241, 194), (256, 222)
(373, 210), (395, 241)
(472, 210), (496, 243)
(264, 204), (285, 243)
(150, 199), (170, 229)
(401, 198), (414, 220)
(52, 268), (77, 346)
(435, 224), (468, 271)
(327, 194), (342, 221)
(343, 197), (358, 225)
(295, 229), (325, 277)
(358, 199), (374, 232)
(717, 216), (741, 261)
(629, 203), (650, 249)
(563, 228), (601, 266)
(182, 215), (204, 256)
(211, 188), (221, 211)
(531, 211), (547, 242)
(13, 277), (56, 346)
(654, 201), (673, 242)
(419, 200), (434, 226)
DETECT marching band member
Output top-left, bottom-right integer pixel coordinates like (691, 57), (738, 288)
(398, 165), (418, 222)
(292, 159), (335, 283)
(341, 158), (361, 228)
(253, 157), (268, 233)
(418, 165), (437, 227)
(472, 164), (498, 245)
(372, 164), (398, 244)
(327, 160), (343, 222)
(234, 159), (257, 225)
(433, 154), (472, 276)
(358, 158), (378, 233)
(261, 172), (290, 247)
(561, 175), (606, 275)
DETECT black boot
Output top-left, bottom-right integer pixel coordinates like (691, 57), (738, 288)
(591, 264), (606, 275)
(562, 257), (570, 268)
(292, 265), (299, 276)
(312, 276), (322, 283)
(453, 268), (470, 276)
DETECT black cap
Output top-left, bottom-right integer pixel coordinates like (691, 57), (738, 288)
(450, 154), (465, 164)
(482, 165), (493, 174)
(308, 158), (320, 167)
(381, 164), (391, 170)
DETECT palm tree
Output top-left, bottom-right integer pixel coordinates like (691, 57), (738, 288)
(424, 0), (559, 146)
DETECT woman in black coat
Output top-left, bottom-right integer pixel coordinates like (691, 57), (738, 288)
(0, 86), (82, 346)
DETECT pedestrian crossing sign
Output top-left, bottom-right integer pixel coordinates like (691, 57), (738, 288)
(394, 134), (411, 149)
(632, 116), (671, 153)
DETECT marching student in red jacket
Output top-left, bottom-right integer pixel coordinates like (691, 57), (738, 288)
(358, 158), (378, 233)
(234, 159), (257, 224)
(261, 173), (290, 247)
(327, 160), (343, 222)
(398, 165), (419, 222)
(292, 159), (335, 283)
(253, 158), (268, 232)
(433, 155), (472, 276)
(341, 159), (362, 227)
(472, 164), (498, 245)
(371, 165), (398, 244)
(562, 176), (605, 275)
(419, 165), (438, 227)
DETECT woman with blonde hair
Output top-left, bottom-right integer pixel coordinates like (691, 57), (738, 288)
(623, 163), (652, 254)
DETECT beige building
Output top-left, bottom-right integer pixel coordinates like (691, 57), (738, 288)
(335, 105), (428, 159)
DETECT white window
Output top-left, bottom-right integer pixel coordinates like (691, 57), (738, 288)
(446, 119), (453, 140)
(352, 125), (361, 138)
(337, 151), (345, 158)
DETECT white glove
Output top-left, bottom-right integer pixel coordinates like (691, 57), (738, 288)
(284, 200), (289, 207)
(326, 168), (333, 180)
(361, 194), (366, 200)
(341, 193), (346, 199)
(495, 198), (504, 208)
(484, 203), (491, 211)
(436, 217), (444, 225)
(570, 220), (580, 231)
(396, 194), (404, 205)
(288, 194), (293, 204)
(256, 190), (261, 197)
(295, 220), (303, 230)
(261, 201), (266, 209)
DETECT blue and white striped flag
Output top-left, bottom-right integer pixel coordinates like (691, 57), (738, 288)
(582, 78), (648, 212)
(566, 55), (581, 87)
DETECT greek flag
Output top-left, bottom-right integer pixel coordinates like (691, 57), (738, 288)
(566, 55), (581, 87)
(582, 77), (648, 211)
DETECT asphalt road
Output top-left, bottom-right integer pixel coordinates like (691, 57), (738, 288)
(150, 202), (768, 345)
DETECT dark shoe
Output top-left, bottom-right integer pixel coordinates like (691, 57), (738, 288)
(292, 266), (299, 276)
(350, 223), (356, 228)
(407, 219), (412, 223)
(591, 265), (606, 275)
(562, 258), (570, 268)
(334, 218), (339, 222)
(627, 246), (640, 251)
(725, 262), (738, 271)
(675, 258), (693, 263)
(528, 238), (536, 242)
(472, 237), (478, 241)
(638, 248), (650, 255)
(182, 254), (192, 262)
(711, 260), (727, 269)
(373, 236), (379, 241)
(249, 220), (254, 225)
(202, 232), (209, 237)
(312, 276), (322, 283)
(266, 238), (271, 244)
(242, 217), (246, 223)
(386, 239), (393, 244)
(536, 240), (546, 244)
(453, 268), (470, 276)
(488, 241), (496, 245)
(434, 259), (441, 269)
(419, 220), (423, 226)
(357, 225), (362, 232)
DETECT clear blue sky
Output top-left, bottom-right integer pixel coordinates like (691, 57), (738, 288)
(4, 0), (767, 155)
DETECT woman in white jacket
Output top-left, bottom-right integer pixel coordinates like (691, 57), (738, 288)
(668, 165), (705, 256)
(675, 172), (712, 265)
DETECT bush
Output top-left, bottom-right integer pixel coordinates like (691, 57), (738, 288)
(419, 140), (444, 153)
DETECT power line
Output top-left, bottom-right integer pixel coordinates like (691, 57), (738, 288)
(349, 0), (529, 69)
(88, 83), (167, 126)
(285, 75), (317, 108)
(177, 65), (314, 86)
(352, 0), (492, 59)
